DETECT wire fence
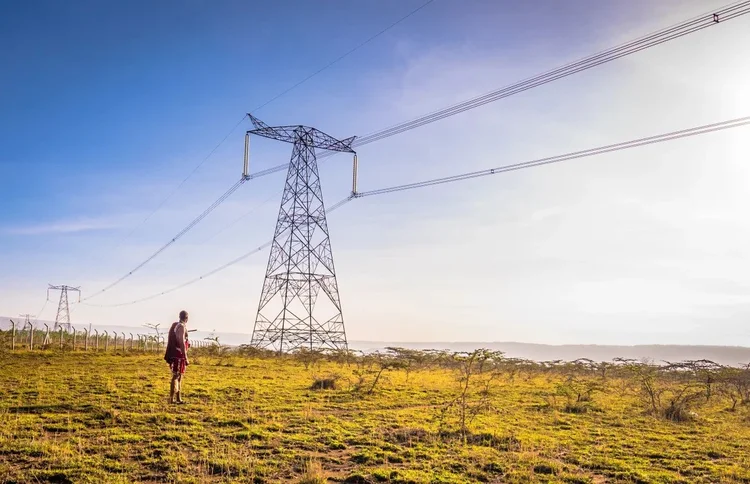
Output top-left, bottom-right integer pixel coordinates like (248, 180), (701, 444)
(0, 321), (212, 352)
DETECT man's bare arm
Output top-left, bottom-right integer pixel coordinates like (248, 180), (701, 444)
(176, 325), (187, 354)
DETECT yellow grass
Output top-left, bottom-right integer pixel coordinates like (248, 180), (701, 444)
(0, 350), (748, 483)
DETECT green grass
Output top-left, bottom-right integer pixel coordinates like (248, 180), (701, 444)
(0, 350), (748, 483)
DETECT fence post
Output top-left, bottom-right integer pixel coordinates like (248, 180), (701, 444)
(94, 329), (99, 351)
(129, 333), (134, 350)
(104, 331), (109, 351)
(10, 320), (16, 351)
(22, 322), (33, 350)
(71, 326), (76, 351)
(43, 323), (50, 347)
(84, 328), (89, 351)
(59, 328), (64, 350)
(121, 332), (126, 351)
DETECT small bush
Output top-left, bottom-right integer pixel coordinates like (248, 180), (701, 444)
(387, 427), (431, 444)
(342, 474), (370, 484)
(663, 399), (700, 422)
(482, 462), (505, 474)
(533, 463), (558, 475)
(563, 402), (590, 414)
(310, 377), (336, 390)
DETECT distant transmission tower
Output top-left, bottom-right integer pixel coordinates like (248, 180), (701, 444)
(48, 285), (81, 332)
(20, 314), (34, 327)
(247, 115), (356, 352)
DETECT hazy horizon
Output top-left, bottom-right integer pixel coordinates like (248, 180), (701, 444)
(3, 316), (749, 367)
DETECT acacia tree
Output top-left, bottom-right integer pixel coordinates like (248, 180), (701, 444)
(437, 349), (504, 440)
(666, 359), (723, 402)
(615, 358), (663, 415)
(495, 357), (536, 382)
(616, 358), (706, 421)
(293, 347), (326, 370)
(368, 352), (407, 394)
(384, 347), (430, 382)
(717, 363), (750, 411)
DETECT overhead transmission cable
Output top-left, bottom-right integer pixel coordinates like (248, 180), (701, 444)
(31, 299), (49, 326)
(68, 114), (250, 285)
(80, 177), (248, 302)
(87, 0), (436, 251)
(354, 1), (750, 146)
(248, 0), (750, 179)
(70, 1), (436, 292)
(81, 115), (750, 307)
(81, 198), (354, 307)
(113, 115), (248, 251)
(198, 189), (281, 245)
(251, 0), (436, 113)
(73, 0), (750, 304)
(355, 116), (750, 197)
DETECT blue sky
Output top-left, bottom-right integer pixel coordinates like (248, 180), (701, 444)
(2, 0), (750, 345)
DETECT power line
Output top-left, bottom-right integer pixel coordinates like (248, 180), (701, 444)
(77, 115), (750, 307)
(129, 116), (249, 235)
(68, 2), (436, 288)
(355, 2), (750, 146)
(247, 0), (750, 178)
(251, 0), (436, 113)
(70, 115), (249, 284)
(31, 299), (48, 326)
(110, 115), (247, 251)
(68, 1), (750, 305)
(198, 189), (281, 245)
(80, 177), (248, 302)
(355, 115), (750, 197)
(81, 198), (354, 307)
(149, 0), (750, 260)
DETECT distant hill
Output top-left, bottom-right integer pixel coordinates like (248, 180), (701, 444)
(2, 316), (748, 366)
(348, 341), (750, 367)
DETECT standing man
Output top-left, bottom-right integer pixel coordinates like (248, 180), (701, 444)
(164, 310), (190, 404)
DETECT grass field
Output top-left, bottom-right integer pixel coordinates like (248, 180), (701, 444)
(0, 349), (749, 483)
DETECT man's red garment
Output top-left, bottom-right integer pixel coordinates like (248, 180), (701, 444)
(164, 322), (189, 374)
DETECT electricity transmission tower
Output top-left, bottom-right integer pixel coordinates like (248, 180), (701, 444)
(247, 115), (356, 353)
(48, 285), (81, 332)
(19, 314), (34, 328)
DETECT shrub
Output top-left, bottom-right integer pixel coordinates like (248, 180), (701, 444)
(310, 377), (336, 390)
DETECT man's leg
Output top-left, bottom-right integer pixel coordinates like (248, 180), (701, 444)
(170, 372), (178, 403)
(175, 373), (183, 403)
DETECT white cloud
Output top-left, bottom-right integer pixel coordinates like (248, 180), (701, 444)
(3, 218), (122, 235)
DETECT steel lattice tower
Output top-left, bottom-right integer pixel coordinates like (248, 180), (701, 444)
(248, 115), (355, 352)
(48, 285), (81, 332)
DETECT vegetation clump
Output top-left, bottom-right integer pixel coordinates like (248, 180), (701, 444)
(0, 347), (748, 482)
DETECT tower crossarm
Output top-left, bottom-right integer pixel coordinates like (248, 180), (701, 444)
(248, 114), (356, 153)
